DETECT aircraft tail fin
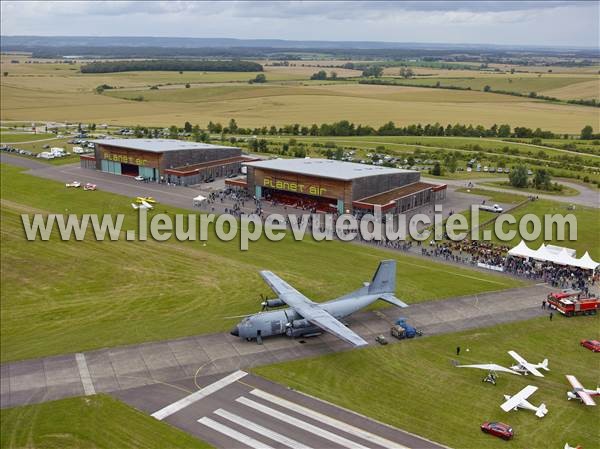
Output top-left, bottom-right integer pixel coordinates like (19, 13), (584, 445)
(539, 359), (549, 371)
(536, 403), (548, 418)
(368, 260), (396, 294)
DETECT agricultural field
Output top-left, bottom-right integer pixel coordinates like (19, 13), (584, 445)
(0, 164), (523, 362)
(254, 315), (600, 449)
(382, 75), (599, 100)
(1, 56), (598, 132)
(0, 394), (213, 449)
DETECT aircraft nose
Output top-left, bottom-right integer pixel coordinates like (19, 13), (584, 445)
(230, 326), (239, 337)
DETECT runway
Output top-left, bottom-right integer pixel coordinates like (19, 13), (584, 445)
(0, 284), (552, 409)
(114, 371), (448, 449)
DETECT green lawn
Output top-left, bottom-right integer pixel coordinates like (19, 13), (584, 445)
(0, 394), (213, 449)
(479, 181), (580, 197)
(254, 316), (600, 449)
(0, 163), (523, 362)
(0, 132), (55, 143)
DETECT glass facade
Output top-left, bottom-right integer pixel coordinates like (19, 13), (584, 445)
(100, 160), (122, 175)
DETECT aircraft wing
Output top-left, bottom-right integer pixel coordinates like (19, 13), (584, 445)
(141, 200), (154, 209)
(500, 385), (537, 412)
(566, 375), (597, 406)
(260, 270), (368, 347)
(508, 350), (544, 377)
(456, 363), (521, 375)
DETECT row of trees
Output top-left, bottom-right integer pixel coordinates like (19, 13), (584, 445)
(310, 70), (338, 80)
(81, 59), (263, 73)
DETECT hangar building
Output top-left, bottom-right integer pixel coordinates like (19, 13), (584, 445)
(231, 158), (446, 214)
(81, 139), (253, 185)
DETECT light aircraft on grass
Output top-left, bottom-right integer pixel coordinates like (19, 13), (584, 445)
(457, 351), (549, 380)
(65, 181), (81, 188)
(500, 385), (548, 418)
(230, 260), (408, 346)
(135, 196), (156, 204)
(131, 200), (154, 210)
(566, 375), (599, 406)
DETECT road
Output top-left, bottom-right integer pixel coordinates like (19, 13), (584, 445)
(0, 283), (552, 410)
(424, 175), (599, 209)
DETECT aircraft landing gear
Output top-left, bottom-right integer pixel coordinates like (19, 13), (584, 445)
(256, 330), (263, 345)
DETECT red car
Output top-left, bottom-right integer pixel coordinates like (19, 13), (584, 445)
(581, 339), (600, 352)
(481, 421), (514, 440)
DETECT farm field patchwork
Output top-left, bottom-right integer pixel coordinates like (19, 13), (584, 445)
(254, 315), (600, 449)
(1, 58), (597, 132)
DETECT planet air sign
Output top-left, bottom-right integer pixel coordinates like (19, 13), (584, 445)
(263, 176), (327, 196)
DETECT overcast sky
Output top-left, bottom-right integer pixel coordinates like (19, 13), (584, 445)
(1, 1), (598, 48)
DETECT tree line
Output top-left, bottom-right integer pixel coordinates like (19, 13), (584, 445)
(80, 59), (263, 73)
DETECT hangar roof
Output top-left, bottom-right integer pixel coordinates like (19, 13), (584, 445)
(244, 158), (415, 181)
(92, 138), (238, 153)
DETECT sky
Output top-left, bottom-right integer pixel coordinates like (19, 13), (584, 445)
(1, 1), (598, 48)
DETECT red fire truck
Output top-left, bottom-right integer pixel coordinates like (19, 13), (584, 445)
(547, 290), (600, 317)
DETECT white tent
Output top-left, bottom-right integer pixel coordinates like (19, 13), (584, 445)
(575, 252), (599, 270)
(193, 195), (206, 207)
(508, 241), (598, 271)
(507, 240), (540, 259)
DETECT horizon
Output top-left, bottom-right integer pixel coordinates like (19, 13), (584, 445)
(1, 1), (598, 48)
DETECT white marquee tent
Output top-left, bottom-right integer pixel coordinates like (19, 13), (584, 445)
(507, 241), (599, 271)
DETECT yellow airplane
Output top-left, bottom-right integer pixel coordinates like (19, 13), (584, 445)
(135, 196), (156, 204)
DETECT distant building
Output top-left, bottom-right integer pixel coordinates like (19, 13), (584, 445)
(227, 158), (446, 214)
(81, 139), (256, 184)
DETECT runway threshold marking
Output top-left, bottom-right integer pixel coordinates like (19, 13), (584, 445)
(250, 389), (410, 449)
(75, 353), (96, 396)
(213, 408), (313, 449)
(151, 370), (247, 420)
(236, 396), (370, 449)
(198, 417), (276, 449)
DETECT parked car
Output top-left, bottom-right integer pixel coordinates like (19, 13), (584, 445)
(580, 339), (600, 352)
(134, 175), (145, 181)
(497, 168), (503, 173)
(375, 335), (388, 345)
(204, 177), (215, 183)
(481, 422), (514, 440)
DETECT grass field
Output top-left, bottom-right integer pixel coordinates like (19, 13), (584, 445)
(479, 181), (580, 196)
(0, 394), (213, 449)
(0, 163), (523, 362)
(254, 315), (600, 449)
(1, 56), (598, 132)
(0, 132), (55, 143)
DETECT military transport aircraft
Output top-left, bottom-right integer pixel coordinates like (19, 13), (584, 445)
(230, 260), (408, 346)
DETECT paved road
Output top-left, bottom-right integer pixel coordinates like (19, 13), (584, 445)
(0, 284), (552, 409)
(425, 175), (599, 209)
(114, 371), (447, 449)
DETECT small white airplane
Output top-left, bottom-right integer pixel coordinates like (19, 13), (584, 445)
(566, 375), (599, 406)
(564, 444), (583, 449)
(131, 200), (154, 210)
(500, 385), (548, 418)
(507, 350), (549, 377)
(457, 351), (549, 379)
(65, 181), (81, 188)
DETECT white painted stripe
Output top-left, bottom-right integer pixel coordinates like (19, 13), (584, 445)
(198, 417), (276, 449)
(250, 389), (409, 449)
(214, 408), (313, 449)
(75, 353), (95, 396)
(152, 370), (247, 420)
(236, 396), (369, 449)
